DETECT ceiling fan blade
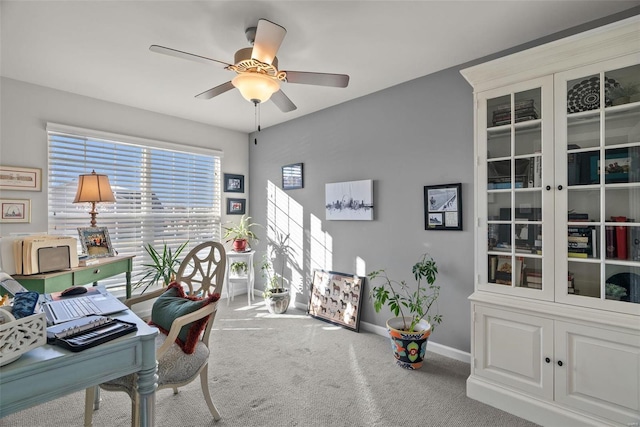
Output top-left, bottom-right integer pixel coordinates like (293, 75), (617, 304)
(195, 81), (235, 100)
(251, 19), (286, 65)
(150, 45), (231, 67)
(284, 71), (349, 88)
(270, 90), (297, 113)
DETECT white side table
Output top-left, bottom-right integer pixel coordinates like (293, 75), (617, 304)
(225, 250), (255, 306)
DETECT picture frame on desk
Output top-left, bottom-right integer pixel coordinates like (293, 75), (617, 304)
(78, 227), (114, 258)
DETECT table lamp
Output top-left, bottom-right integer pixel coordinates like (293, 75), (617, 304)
(73, 170), (115, 227)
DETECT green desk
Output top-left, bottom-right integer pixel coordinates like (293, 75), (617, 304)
(13, 255), (135, 298)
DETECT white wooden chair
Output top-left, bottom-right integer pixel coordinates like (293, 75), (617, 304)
(84, 241), (226, 426)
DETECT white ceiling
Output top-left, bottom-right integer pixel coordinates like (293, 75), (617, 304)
(2, 1), (639, 134)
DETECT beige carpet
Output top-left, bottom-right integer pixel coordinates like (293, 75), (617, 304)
(2, 297), (539, 426)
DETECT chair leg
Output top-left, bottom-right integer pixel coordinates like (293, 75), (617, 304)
(84, 386), (97, 427)
(200, 364), (221, 421)
(131, 392), (139, 427)
(173, 387), (179, 395)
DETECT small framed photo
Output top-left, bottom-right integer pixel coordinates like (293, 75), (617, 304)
(77, 227), (114, 258)
(0, 199), (31, 223)
(308, 269), (364, 332)
(227, 198), (246, 215)
(282, 163), (303, 190)
(224, 173), (244, 193)
(0, 166), (42, 191)
(424, 183), (462, 230)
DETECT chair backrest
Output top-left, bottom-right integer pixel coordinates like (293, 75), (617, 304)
(176, 241), (226, 298)
(175, 241), (225, 347)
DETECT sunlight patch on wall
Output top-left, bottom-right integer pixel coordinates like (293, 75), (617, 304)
(355, 256), (367, 278)
(310, 213), (333, 273)
(266, 180), (304, 297)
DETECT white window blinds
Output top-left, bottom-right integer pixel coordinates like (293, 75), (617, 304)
(47, 124), (222, 295)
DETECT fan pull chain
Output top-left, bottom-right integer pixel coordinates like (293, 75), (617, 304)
(254, 101), (261, 145)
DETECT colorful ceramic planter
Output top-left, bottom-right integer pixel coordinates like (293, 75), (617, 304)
(386, 317), (431, 370)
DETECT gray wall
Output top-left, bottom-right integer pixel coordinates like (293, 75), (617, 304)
(0, 77), (248, 236)
(248, 7), (640, 354)
(249, 68), (475, 352)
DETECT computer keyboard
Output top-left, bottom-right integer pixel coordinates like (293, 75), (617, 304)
(62, 297), (100, 317)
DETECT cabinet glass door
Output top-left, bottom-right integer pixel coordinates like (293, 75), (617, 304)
(557, 58), (640, 312)
(480, 77), (553, 299)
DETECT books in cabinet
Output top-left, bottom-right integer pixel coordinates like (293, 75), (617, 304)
(606, 217), (638, 261)
(568, 226), (597, 258)
(492, 255), (524, 286)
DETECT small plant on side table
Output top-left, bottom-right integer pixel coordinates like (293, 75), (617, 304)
(230, 261), (248, 277)
(222, 214), (259, 252)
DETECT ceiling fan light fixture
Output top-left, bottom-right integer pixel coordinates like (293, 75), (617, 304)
(232, 72), (280, 104)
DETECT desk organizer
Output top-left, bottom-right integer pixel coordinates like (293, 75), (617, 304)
(0, 308), (47, 366)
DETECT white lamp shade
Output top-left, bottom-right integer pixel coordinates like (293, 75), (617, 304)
(232, 72), (280, 104)
(73, 171), (115, 203)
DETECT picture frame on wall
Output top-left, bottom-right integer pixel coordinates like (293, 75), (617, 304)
(0, 199), (31, 223)
(224, 173), (244, 193)
(282, 163), (304, 190)
(424, 183), (462, 230)
(77, 227), (114, 258)
(308, 269), (364, 332)
(227, 198), (246, 215)
(0, 166), (42, 191)
(325, 179), (374, 221)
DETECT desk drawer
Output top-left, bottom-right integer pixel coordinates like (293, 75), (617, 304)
(74, 259), (129, 285)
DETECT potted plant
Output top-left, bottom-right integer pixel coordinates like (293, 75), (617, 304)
(134, 241), (189, 293)
(261, 226), (296, 314)
(222, 214), (259, 252)
(368, 253), (442, 370)
(230, 261), (248, 277)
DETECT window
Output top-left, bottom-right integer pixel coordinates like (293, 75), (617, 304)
(47, 123), (222, 295)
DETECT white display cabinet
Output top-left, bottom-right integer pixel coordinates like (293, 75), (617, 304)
(462, 16), (640, 427)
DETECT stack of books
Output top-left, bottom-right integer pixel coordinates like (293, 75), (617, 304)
(526, 270), (542, 289)
(568, 226), (597, 258)
(606, 216), (637, 260)
(492, 99), (539, 126)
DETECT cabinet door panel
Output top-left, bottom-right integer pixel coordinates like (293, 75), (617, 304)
(555, 321), (640, 424)
(474, 305), (553, 399)
(479, 76), (554, 300)
(555, 53), (640, 315)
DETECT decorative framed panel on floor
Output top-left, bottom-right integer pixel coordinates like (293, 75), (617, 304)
(308, 269), (364, 332)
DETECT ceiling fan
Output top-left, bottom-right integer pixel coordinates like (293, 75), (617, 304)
(150, 18), (350, 113)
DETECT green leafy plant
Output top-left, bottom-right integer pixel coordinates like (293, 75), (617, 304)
(134, 241), (189, 293)
(261, 226), (296, 298)
(368, 253), (442, 333)
(222, 215), (259, 246)
(230, 261), (248, 276)
(605, 283), (627, 300)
